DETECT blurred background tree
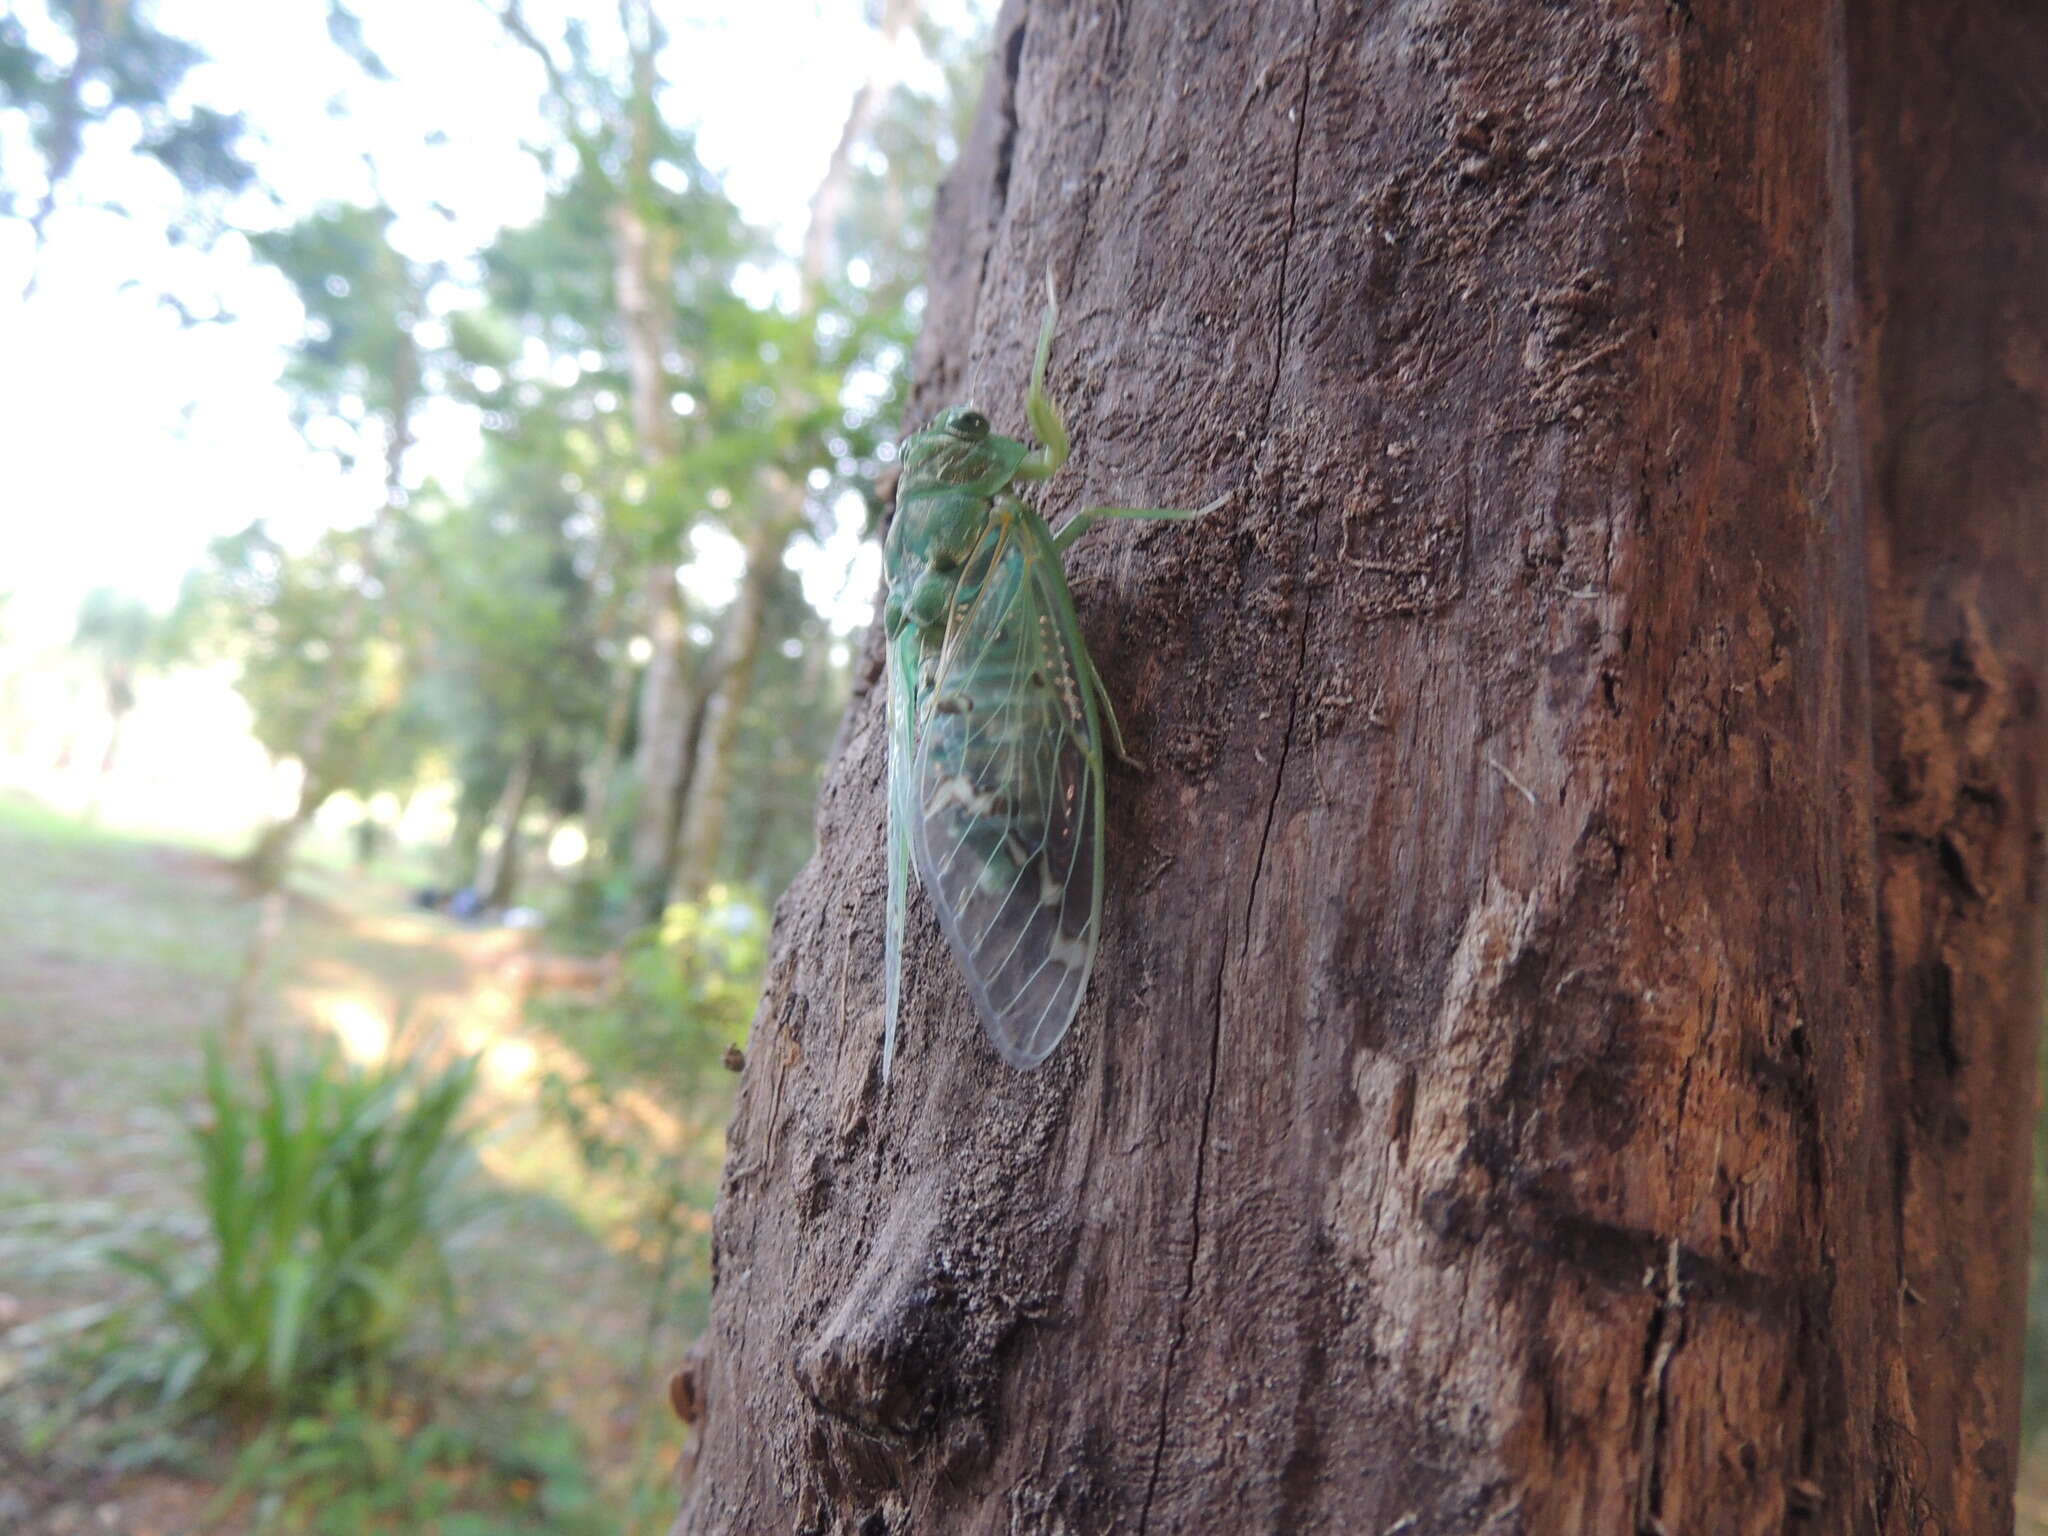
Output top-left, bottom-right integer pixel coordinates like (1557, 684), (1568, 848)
(0, 0), (1001, 1528)
(0, 0), (255, 289)
(68, 585), (157, 788)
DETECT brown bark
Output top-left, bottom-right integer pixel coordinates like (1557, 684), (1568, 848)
(1852, 0), (2047, 1520)
(678, 3), (2045, 1533)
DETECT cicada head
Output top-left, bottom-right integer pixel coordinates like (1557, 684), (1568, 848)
(898, 405), (1024, 500)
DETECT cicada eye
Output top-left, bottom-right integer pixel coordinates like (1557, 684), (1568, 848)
(951, 409), (990, 439)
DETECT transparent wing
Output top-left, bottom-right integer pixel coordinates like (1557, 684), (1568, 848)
(910, 506), (1105, 1068)
(883, 625), (919, 1083)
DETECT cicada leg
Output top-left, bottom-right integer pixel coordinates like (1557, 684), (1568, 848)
(1016, 273), (1069, 482)
(1052, 494), (1229, 554)
(1085, 651), (1140, 769)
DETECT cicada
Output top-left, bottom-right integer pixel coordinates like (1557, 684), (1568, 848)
(881, 278), (1221, 1078)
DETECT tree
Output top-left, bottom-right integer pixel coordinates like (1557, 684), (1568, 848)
(218, 202), (434, 885)
(676, 3), (2044, 1533)
(492, 0), (761, 920)
(405, 418), (611, 907)
(70, 585), (156, 783)
(665, 0), (957, 908)
(0, 0), (253, 277)
(172, 520), (419, 885)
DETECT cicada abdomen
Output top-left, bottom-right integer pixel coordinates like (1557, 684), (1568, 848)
(908, 509), (1105, 1068)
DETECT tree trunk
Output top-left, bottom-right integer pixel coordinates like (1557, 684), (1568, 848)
(678, 3), (2045, 1533)
(612, 0), (696, 918)
(801, 0), (922, 292)
(239, 767), (331, 892)
(673, 502), (797, 905)
(478, 738), (539, 909)
(580, 639), (640, 863)
(628, 568), (702, 915)
(665, 0), (921, 910)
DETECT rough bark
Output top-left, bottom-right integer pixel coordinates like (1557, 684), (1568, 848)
(1852, 0), (2047, 1520)
(679, 3), (2045, 1533)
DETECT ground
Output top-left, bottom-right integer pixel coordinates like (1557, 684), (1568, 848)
(1, 790), (2040, 1531)
(0, 793), (707, 1534)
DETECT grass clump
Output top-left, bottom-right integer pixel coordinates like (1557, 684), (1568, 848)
(114, 1036), (482, 1414)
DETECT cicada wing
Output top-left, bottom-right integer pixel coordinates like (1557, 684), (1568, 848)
(909, 510), (1106, 1068)
(883, 625), (920, 1083)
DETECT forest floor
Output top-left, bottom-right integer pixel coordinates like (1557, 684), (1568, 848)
(0, 792), (702, 1534)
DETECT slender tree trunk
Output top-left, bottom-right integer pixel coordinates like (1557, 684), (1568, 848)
(663, 0), (923, 910)
(609, 0), (703, 919)
(229, 764), (329, 1051)
(581, 639), (640, 862)
(800, 0), (921, 293)
(628, 564), (696, 907)
(677, 3), (2044, 1533)
(478, 739), (538, 909)
(672, 502), (796, 904)
(242, 768), (332, 893)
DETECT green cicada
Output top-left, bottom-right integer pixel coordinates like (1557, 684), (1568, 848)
(881, 278), (1221, 1078)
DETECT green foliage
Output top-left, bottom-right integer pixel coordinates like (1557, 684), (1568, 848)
(170, 519), (423, 798)
(567, 891), (764, 1092)
(71, 586), (156, 666)
(0, 0), (254, 229)
(71, 585), (161, 716)
(113, 1037), (483, 1414)
(251, 203), (435, 469)
(215, 1375), (605, 1536)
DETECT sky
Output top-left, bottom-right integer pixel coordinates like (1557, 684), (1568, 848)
(0, 0), (985, 650)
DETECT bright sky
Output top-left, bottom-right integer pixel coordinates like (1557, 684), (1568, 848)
(0, 0), (982, 650)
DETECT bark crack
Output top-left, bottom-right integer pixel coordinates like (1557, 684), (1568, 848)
(1139, 11), (1319, 1531)
(990, 15), (1027, 219)
(967, 10), (1029, 376)
(1243, 0), (1321, 948)
(1137, 940), (1227, 1536)
(1255, 1), (1318, 441)
(1634, 1236), (1686, 1534)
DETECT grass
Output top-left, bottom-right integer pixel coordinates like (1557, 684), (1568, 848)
(0, 792), (715, 1533)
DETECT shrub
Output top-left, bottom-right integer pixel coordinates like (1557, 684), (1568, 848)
(548, 887), (765, 1095)
(116, 1036), (482, 1413)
